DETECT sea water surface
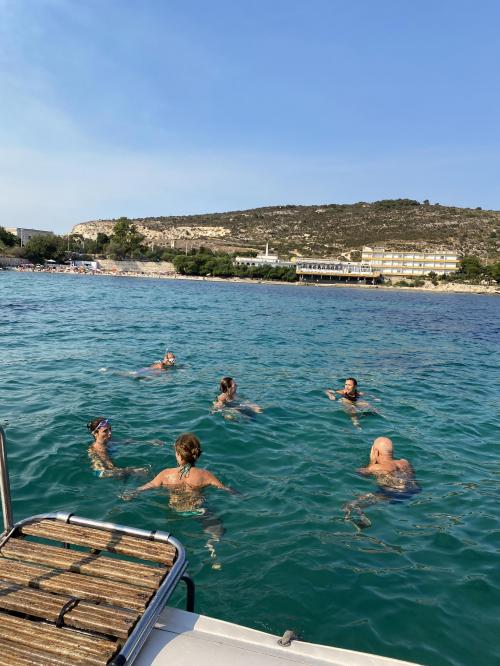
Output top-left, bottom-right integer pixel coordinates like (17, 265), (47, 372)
(1, 272), (499, 666)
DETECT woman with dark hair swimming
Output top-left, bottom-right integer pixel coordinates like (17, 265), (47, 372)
(213, 377), (262, 414)
(87, 417), (149, 478)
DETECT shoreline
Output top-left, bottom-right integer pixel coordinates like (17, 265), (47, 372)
(7, 267), (500, 295)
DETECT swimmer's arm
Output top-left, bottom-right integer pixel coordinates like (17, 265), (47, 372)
(358, 464), (376, 476)
(246, 401), (262, 413)
(213, 393), (228, 409)
(121, 473), (163, 500)
(325, 389), (336, 400)
(205, 471), (235, 493)
(149, 362), (162, 369)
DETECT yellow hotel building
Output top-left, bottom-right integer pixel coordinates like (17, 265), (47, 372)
(362, 247), (459, 277)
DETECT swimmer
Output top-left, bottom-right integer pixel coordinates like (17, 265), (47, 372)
(358, 436), (416, 483)
(325, 377), (364, 403)
(344, 437), (420, 529)
(326, 377), (372, 428)
(213, 377), (262, 413)
(150, 351), (176, 370)
(87, 417), (149, 478)
(122, 432), (232, 500)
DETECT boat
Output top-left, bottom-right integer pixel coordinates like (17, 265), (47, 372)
(0, 427), (421, 665)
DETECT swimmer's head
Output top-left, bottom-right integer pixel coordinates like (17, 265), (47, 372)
(175, 433), (202, 466)
(162, 351), (176, 366)
(220, 377), (236, 395)
(87, 417), (112, 441)
(345, 377), (358, 393)
(372, 436), (394, 459)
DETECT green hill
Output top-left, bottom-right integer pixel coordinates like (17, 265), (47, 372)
(73, 199), (500, 260)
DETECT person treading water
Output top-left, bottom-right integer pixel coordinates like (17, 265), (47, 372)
(87, 417), (149, 478)
(123, 432), (231, 498)
(122, 432), (232, 567)
(325, 377), (374, 428)
(213, 376), (262, 416)
(344, 436), (420, 529)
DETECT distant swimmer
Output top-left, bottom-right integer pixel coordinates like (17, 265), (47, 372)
(325, 377), (364, 403)
(123, 432), (232, 500)
(213, 376), (262, 414)
(344, 437), (420, 529)
(87, 417), (149, 478)
(150, 350), (176, 370)
(326, 377), (375, 428)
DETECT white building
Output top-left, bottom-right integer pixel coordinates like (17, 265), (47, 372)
(5, 227), (54, 246)
(235, 244), (294, 268)
(362, 247), (459, 277)
(296, 258), (379, 283)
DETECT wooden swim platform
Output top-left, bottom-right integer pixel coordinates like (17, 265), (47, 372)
(0, 513), (189, 665)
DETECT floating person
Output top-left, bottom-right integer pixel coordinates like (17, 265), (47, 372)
(213, 376), (262, 416)
(325, 377), (374, 429)
(87, 417), (150, 478)
(343, 436), (420, 529)
(122, 432), (232, 567)
(150, 350), (176, 370)
(325, 377), (364, 403)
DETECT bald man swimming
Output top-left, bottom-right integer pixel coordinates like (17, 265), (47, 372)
(344, 437), (420, 529)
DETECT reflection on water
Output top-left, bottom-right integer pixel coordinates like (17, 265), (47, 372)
(1, 273), (500, 666)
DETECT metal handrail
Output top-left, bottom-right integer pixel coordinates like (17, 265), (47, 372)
(0, 426), (13, 534)
(2, 511), (194, 665)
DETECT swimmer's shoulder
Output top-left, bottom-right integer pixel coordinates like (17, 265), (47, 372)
(154, 467), (180, 486)
(194, 468), (226, 489)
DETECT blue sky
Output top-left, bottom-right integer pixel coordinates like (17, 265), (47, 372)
(1, 0), (499, 233)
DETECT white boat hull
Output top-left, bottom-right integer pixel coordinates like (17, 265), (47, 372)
(135, 607), (421, 666)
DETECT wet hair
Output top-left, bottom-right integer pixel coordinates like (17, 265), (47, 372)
(175, 433), (202, 466)
(87, 417), (106, 435)
(220, 377), (235, 393)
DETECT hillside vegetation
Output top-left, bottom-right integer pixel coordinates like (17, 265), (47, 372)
(72, 199), (499, 260)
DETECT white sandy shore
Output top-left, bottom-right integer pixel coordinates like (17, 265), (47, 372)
(10, 266), (500, 295)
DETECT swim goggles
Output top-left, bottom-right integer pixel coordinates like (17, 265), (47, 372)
(92, 419), (111, 434)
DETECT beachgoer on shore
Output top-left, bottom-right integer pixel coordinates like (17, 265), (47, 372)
(213, 377), (262, 414)
(87, 417), (149, 478)
(150, 350), (176, 370)
(343, 436), (420, 529)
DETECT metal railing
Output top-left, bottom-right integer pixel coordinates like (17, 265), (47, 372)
(0, 428), (196, 665)
(0, 426), (13, 534)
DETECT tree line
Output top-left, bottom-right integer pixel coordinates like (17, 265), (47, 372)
(1, 220), (499, 283)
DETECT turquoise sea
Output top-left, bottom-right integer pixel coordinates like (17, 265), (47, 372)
(1, 272), (499, 666)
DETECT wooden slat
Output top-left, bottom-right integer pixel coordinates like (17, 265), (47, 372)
(0, 637), (73, 666)
(20, 520), (175, 564)
(0, 559), (152, 610)
(0, 580), (138, 638)
(1, 539), (166, 589)
(0, 614), (117, 665)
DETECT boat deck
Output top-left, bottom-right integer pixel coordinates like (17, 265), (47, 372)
(136, 607), (422, 666)
(0, 515), (179, 665)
